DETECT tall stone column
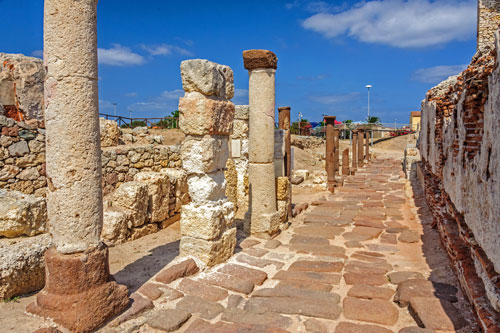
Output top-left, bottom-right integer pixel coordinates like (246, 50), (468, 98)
(278, 106), (292, 219)
(352, 130), (358, 173)
(178, 59), (236, 266)
(342, 148), (350, 175)
(243, 49), (280, 237)
(358, 129), (364, 166)
(365, 130), (370, 161)
(324, 116), (336, 193)
(334, 127), (340, 175)
(27, 1), (129, 331)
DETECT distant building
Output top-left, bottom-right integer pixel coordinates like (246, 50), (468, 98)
(410, 111), (421, 131)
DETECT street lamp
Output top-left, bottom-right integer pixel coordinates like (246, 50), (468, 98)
(298, 112), (302, 135)
(365, 84), (372, 122)
(112, 103), (117, 117)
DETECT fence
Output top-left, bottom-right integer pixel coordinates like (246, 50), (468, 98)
(100, 114), (179, 129)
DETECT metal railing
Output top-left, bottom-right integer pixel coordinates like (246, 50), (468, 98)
(99, 113), (179, 129)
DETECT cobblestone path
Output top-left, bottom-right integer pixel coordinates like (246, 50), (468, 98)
(107, 157), (477, 332)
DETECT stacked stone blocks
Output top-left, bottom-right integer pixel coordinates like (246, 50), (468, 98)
(178, 59), (236, 266)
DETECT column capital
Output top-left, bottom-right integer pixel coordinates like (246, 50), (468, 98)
(324, 116), (336, 125)
(243, 49), (277, 70)
(278, 106), (291, 112)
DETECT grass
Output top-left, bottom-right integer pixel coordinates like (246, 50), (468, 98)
(2, 296), (20, 303)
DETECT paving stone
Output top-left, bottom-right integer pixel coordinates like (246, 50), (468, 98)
(394, 279), (458, 307)
(158, 285), (184, 301)
(155, 258), (199, 284)
(353, 219), (385, 229)
(398, 327), (434, 333)
(344, 272), (388, 286)
(245, 296), (342, 319)
(264, 239), (282, 249)
(112, 292), (153, 326)
(351, 226), (383, 239)
(294, 225), (343, 238)
(351, 253), (387, 263)
(345, 261), (393, 274)
(239, 238), (260, 248)
(310, 207), (342, 216)
(227, 294), (244, 308)
(385, 221), (407, 229)
(304, 318), (329, 333)
(176, 295), (224, 319)
(236, 253), (284, 269)
(243, 247), (269, 257)
(345, 240), (364, 248)
(137, 283), (163, 300)
(380, 233), (398, 244)
(289, 243), (346, 258)
(355, 251), (385, 258)
(276, 280), (332, 292)
(177, 278), (228, 301)
(388, 271), (425, 285)
(342, 232), (373, 242)
(290, 235), (330, 245)
(185, 318), (289, 333)
(288, 260), (344, 273)
(304, 214), (350, 226)
(274, 270), (341, 285)
(203, 272), (255, 294)
(218, 263), (267, 286)
(33, 328), (61, 333)
(335, 322), (393, 333)
(343, 297), (398, 325)
(252, 285), (341, 303)
(398, 229), (420, 243)
(347, 284), (395, 300)
(409, 297), (466, 330)
(147, 309), (191, 332)
(221, 307), (292, 329)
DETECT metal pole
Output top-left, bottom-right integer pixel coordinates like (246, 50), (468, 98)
(112, 103), (117, 117)
(367, 88), (370, 120)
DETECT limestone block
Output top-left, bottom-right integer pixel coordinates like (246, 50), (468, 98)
(101, 209), (129, 244)
(110, 181), (148, 227)
(276, 177), (290, 201)
(248, 163), (277, 216)
(278, 200), (288, 223)
(232, 119), (249, 139)
(180, 227), (236, 266)
(134, 171), (170, 223)
(187, 171), (226, 203)
(0, 233), (52, 299)
(99, 118), (121, 147)
(0, 53), (45, 120)
(0, 189), (46, 238)
(0, 165), (20, 181)
(246, 211), (280, 236)
(180, 59), (234, 99)
(181, 136), (229, 174)
(17, 167), (40, 180)
(225, 158), (238, 206)
(222, 199), (236, 226)
(294, 169), (310, 180)
(274, 129), (285, 159)
(8, 141), (29, 157)
(159, 168), (189, 211)
(180, 202), (229, 240)
(235, 105), (249, 120)
(179, 97), (235, 136)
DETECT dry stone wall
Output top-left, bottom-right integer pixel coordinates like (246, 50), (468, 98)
(418, 32), (500, 330)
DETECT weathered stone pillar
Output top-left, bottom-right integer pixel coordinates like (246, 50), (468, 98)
(334, 127), (340, 175)
(358, 129), (364, 167)
(243, 49), (280, 237)
(352, 130), (358, 173)
(365, 130), (370, 161)
(342, 148), (350, 175)
(178, 59), (236, 266)
(27, 1), (129, 331)
(278, 106), (292, 219)
(324, 116), (336, 193)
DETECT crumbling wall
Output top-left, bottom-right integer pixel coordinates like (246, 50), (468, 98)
(418, 32), (500, 329)
(478, 0), (500, 51)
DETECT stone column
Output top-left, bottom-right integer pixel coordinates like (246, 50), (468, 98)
(352, 130), (358, 173)
(278, 106), (292, 220)
(334, 127), (340, 175)
(358, 129), (364, 167)
(342, 148), (350, 175)
(324, 116), (336, 193)
(27, 1), (129, 331)
(365, 130), (370, 161)
(243, 49), (280, 237)
(178, 59), (236, 266)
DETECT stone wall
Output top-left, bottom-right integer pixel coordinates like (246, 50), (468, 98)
(418, 32), (500, 329)
(478, 0), (500, 51)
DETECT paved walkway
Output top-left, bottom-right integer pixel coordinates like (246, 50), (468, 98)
(55, 157), (480, 332)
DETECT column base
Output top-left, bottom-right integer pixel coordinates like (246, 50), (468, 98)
(27, 244), (129, 333)
(180, 227), (236, 267)
(244, 211), (280, 238)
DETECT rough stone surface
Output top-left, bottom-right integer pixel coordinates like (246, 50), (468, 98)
(109, 181), (148, 228)
(179, 227), (236, 266)
(176, 295), (224, 319)
(179, 97), (235, 136)
(0, 189), (46, 237)
(343, 297), (398, 325)
(335, 322), (393, 333)
(245, 296), (342, 319)
(147, 309), (191, 332)
(155, 258), (199, 285)
(180, 59), (234, 99)
(347, 284), (394, 300)
(409, 297), (466, 330)
(99, 118), (120, 147)
(133, 171), (170, 223)
(243, 49), (278, 70)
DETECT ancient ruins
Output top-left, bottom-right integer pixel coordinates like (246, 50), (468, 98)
(0, 0), (499, 332)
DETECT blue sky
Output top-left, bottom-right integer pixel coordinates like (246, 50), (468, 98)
(1, 0), (477, 124)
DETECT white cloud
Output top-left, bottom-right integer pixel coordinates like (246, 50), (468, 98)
(30, 50), (43, 58)
(412, 64), (467, 83)
(98, 44), (145, 66)
(302, 0), (476, 48)
(309, 92), (360, 104)
(161, 89), (184, 100)
(141, 44), (193, 57)
(99, 99), (114, 110)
